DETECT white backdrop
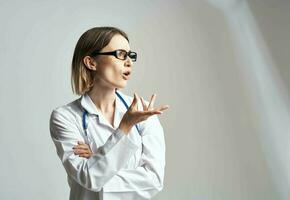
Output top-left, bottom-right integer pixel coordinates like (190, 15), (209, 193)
(0, 0), (289, 199)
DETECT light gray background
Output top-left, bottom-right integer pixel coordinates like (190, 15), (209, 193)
(0, 0), (289, 200)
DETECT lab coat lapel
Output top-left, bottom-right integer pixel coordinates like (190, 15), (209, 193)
(80, 93), (111, 128)
(113, 94), (127, 129)
(80, 92), (127, 130)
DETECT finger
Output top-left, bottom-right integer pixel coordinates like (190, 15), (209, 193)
(78, 153), (89, 158)
(73, 145), (89, 150)
(78, 141), (85, 145)
(73, 143), (90, 149)
(145, 105), (170, 115)
(130, 93), (139, 109)
(134, 93), (141, 110)
(74, 149), (90, 154)
(142, 110), (163, 116)
(155, 105), (170, 112)
(78, 143), (90, 148)
(140, 97), (147, 111)
(74, 149), (85, 154)
(147, 94), (156, 110)
(80, 153), (91, 158)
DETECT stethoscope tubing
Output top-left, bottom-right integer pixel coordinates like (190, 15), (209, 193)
(82, 91), (141, 137)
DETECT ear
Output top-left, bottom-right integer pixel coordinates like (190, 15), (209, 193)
(83, 56), (97, 71)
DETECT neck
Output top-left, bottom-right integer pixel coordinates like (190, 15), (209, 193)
(87, 84), (117, 113)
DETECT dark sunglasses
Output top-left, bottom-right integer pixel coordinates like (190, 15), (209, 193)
(91, 49), (137, 62)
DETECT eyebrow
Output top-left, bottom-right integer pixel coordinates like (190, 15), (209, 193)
(106, 49), (131, 52)
(116, 48), (131, 52)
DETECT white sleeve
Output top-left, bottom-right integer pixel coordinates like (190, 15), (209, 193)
(102, 114), (166, 199)
(49, 108), (139, 192)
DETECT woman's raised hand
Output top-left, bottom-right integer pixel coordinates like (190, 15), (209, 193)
(118, 93), (169, 134)
(74, 93), (169, 159)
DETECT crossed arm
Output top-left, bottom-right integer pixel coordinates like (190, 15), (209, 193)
(50, 107), (166, 198)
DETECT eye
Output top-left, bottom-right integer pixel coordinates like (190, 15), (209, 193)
(116, 50), (127, 59)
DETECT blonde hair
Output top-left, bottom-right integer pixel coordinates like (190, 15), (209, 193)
(71, 27), (129, 95)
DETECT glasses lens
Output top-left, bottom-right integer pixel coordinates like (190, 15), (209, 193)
(116, 50), (127, 60)
(128, 52), (137, 62)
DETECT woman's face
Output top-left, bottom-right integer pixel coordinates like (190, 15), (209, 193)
(93, 34), (133, 90)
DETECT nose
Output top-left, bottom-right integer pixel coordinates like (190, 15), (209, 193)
(124, 56), (133, 67)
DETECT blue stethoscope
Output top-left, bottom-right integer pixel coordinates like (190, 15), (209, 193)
(82, 91), (141, 139)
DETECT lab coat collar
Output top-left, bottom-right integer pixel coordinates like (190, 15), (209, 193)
(80, 91), (127, 117)
(80, 91), (128, 129)
(80, 93), (101, 116)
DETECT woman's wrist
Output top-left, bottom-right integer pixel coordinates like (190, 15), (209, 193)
(118, 122), (132, 134)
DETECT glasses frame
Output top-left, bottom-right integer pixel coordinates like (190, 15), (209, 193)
(91, 49), (137, 62)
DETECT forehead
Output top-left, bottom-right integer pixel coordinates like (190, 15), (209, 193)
(103, 34), (130, 51)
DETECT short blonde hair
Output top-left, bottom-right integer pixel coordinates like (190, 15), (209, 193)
(71, 27), (129, 95)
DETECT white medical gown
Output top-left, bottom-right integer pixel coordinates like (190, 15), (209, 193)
(49, 91), (165, 200)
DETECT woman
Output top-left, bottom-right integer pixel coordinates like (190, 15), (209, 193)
(49, 26), (169, 200)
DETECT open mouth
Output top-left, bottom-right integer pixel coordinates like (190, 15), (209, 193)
(123, 71), (131, 77)
(122, 71), (131, 80)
